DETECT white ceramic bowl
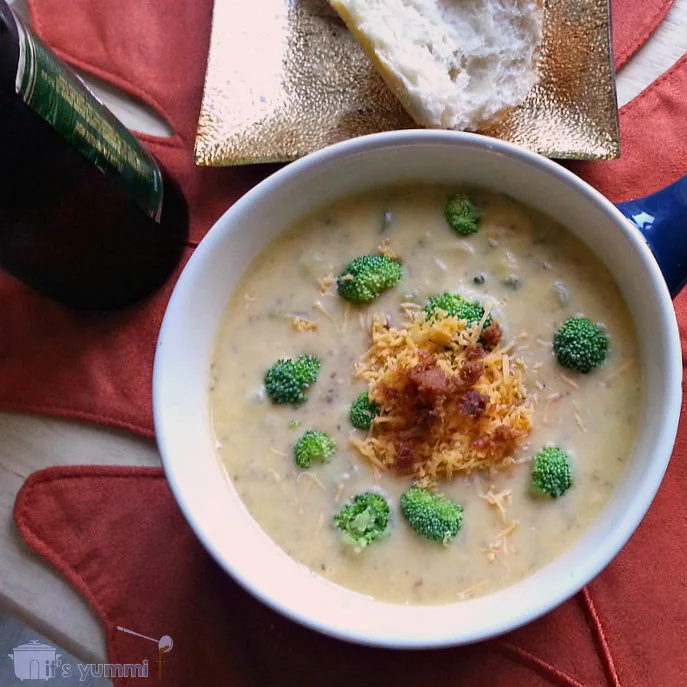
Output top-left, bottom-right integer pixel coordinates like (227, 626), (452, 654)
(153, 130), (681, 648)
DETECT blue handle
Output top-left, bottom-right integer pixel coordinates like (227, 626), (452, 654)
(616, 176), (687, 298)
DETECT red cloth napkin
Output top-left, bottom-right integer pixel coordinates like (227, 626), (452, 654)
(0, 0), (680, 436)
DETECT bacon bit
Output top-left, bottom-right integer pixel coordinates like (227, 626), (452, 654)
(560, 373), (580, 390)
(268, 468), (281, 482)
(536, 338), (553, 347)
(244, 292), (256, 303)
(518, 330), (528, 340)
(482, 322), (502, 348)
(334, 483), (345, 503)
(291, 316), (319, 332)
(459, 360), (484, 387)
(269, 447), (288, 457)
(467, 343), (486, 360)
(534, 380), (545, 390)
(460, 390), (489, 418)
(318, 274), (335, 293)
(532, 362), (543, 371)
(377, 238), (399, 260)
(408, 362), (452, 395)
(434, 258), (447, 271)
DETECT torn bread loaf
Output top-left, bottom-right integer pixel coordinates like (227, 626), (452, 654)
(329, 0), (543, 131)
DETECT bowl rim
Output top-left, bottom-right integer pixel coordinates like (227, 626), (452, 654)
(153, 129), (682, 648)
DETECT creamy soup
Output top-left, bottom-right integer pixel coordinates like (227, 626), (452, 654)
(210, 185), (640, 604)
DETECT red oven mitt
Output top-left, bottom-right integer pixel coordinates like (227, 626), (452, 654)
(0, 0), (680, 435)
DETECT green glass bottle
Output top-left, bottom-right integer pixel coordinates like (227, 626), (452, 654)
(0, 1), (188, 308)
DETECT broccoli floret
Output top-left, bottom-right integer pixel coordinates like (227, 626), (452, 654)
(531, 447), (572, 498)
(349, 391), (380, 430)
(264, 354), (321, 404)
(424, 292), (492, 328)
(553, 317), (608, 373)
(293, 430), (336, 468)
(333, 491), (390, 548)
(337, 255), (402, 303)
(400, 486), (464, 545)
(445, 192), (481, 236)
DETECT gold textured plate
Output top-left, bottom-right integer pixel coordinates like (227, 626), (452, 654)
(195, 0), (619, 166)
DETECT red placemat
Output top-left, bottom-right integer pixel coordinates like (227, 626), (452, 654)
(4, 2), (687, 686)
(0, 0), (680, 435)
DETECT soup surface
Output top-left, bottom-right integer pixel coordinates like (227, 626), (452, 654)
(210, 185), (641, 604)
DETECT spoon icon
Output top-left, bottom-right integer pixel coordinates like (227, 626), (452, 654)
(115, 626), (173, 653)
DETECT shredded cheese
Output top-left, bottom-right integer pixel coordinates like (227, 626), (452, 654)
(377, 238), (399, 260)
(297, 471), (325, 494)
(291, 316), (319, 332)
(543, 392), (562, 425)
(314, 511), (325, 535)
(604, 358), (635, 383)
(313, 300), (336, 324)
(318, 273), (335, 293)
(572, 400), (587, 433)
(560, 373), (580, 390)
(456, 580), (489, 599)
(342, 303), (351, 333)
(351, 311), (532, 483)
(486, 520), (519, 562)
(480, 485), (512, 522)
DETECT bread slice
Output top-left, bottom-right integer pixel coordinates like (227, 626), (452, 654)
(330, 0), (543, 131)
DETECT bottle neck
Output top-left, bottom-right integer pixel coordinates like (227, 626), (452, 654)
(0, 1), (20, 91)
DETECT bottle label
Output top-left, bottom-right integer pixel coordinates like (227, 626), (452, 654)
(12, 14), (164, 222)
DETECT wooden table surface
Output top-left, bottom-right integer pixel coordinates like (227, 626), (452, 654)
(1, 0), (687, 665)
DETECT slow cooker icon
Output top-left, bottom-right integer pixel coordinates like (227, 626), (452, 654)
(7, 640), (62, 681)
